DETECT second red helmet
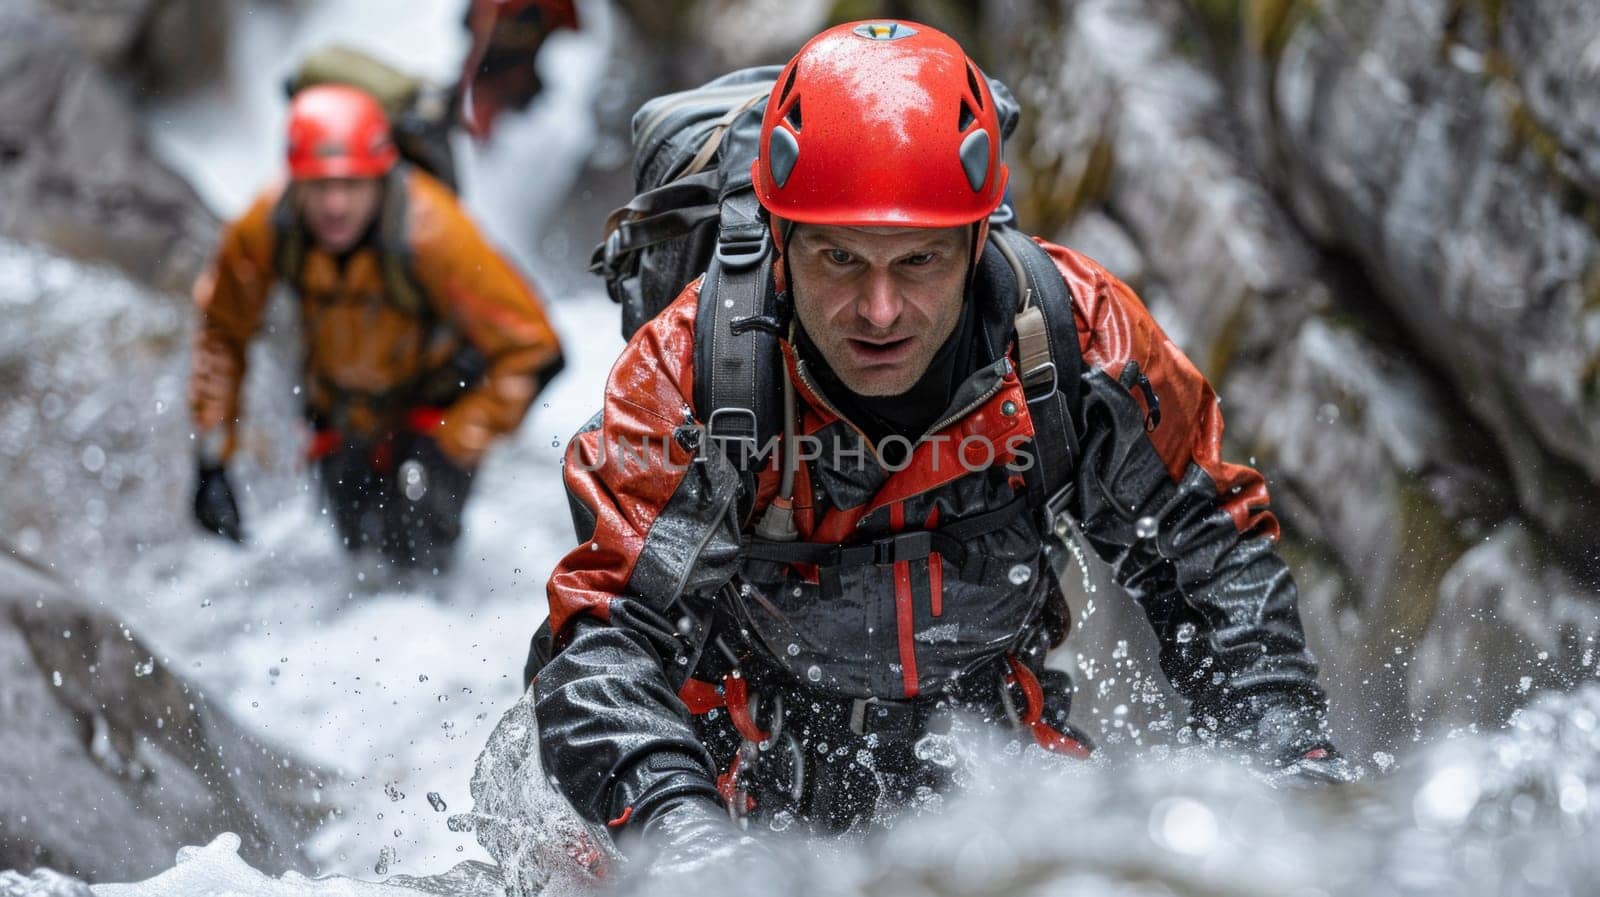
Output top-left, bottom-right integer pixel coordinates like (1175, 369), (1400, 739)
(286, 84), (399, 181)
(751, 20), (1008, 229)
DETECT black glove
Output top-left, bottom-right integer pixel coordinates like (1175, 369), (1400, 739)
(193, 462), (243, 542)
(632, 795), (770, 882)
(1201, 691), (1358, 786)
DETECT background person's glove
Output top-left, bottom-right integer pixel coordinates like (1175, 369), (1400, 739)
(193, 462), (243, 542)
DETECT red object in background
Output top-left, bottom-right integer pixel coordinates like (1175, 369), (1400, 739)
(286, 85), (399, 180)
(458, 0), (580, 140)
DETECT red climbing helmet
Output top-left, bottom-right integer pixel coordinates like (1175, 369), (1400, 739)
(752, 20), (1008, 228)
(285, 84), (398, 181)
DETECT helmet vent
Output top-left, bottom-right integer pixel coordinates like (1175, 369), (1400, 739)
(778, 64), (799, 104)
(785, 98), (803, 131)
(958, 99), (975, 132)
(959, 129), (990, 192)
(966, 64), (984, 109)
(769, 127), (801, 188)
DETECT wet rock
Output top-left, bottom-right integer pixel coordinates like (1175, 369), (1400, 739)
(1210, 0), (1600, 545)
(1411, 521), (1600, 729)
(33, 0), (228, 90)
(0, 555), (331, 880)
(1009, 0), (1599, 754)
(0, 4), (217, 293)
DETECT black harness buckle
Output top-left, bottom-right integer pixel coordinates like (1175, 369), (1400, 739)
(837, 530), (934, 566)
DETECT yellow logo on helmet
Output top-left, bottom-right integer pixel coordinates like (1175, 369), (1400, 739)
(853, 22), (918, 41)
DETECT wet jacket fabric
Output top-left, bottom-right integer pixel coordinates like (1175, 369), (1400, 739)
(189, 169), (563, 467)
(534, 237), (1326, 835)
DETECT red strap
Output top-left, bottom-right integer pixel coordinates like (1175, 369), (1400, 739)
(306, 428), (343, 461)
(406, 406), (448, 434)
(606, 805), (633, 828)
(1005, 656), (1092, 760)
(677, 677), (724, 715)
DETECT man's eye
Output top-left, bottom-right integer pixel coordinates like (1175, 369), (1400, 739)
(904, 252), (937, 266)
(827, 249), (854, 265)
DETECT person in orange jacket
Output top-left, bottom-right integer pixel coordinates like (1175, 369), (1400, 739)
(189, 84), (564, 570)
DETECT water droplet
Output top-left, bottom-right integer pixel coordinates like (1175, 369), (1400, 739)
(384, 783), (404, 802)
(1007, 563), (1032, 585)
(437, 694), (449, 702)
(676, 616), (694, 636)
(1315, 403), (1341, 425)
(52, 670), (62, 687)
(80, 444), (105, 474)
(393, 829), (402, 838)
(1135, 516), (1159, 539)
(427, 792), (447, 813)
(1175, 622), (1196, 644)
(806, 664), (822, 682)
(769, 810), (794, 832)
(914, 733), (959, 767)
(787, 643), (801, 657)
(133, 658), (154, 677)
(418, 674), (429, 683)
(374, 846), (395, 875)
(200, 599), (212, 608)
(1372, 751), (1395, 771)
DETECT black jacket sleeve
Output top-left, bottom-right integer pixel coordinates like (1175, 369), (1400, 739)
(1051, 245), (1332, 761)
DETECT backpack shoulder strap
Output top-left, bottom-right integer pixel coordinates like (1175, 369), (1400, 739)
(990, 226), (1083, 532)
(375, 166), (433, 323)
(692, 189), (783, 481)
(270, 187), (307, 285)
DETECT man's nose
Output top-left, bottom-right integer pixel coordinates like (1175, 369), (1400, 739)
(323, 188), (351, 216)
(856, 267), (901, 332)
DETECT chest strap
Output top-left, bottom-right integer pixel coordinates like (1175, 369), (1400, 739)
(740, 495), (1028, 572)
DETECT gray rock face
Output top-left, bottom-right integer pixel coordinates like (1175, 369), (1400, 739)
(33, 0), (229, 90)
(0, 555), (331, 880)
(1225, 0), (1600, 544)
(1002, 0), (1600, 753)
(0, 4), (217, 293)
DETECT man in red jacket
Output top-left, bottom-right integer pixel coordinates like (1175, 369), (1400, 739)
(534, 20), (1345, 876)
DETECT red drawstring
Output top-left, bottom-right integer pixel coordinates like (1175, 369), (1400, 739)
(1005, 656), (1092, 760)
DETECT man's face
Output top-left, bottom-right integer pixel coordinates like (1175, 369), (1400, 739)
(788, 223), (971, 397)
(297, 177), (383, 254)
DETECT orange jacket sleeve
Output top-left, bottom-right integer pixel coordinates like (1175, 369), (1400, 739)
(407, 172), (564, 467)
(189, 186), (282, 463)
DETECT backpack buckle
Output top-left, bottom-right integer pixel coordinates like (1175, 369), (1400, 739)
(715, 224), (771, 271)
(838, 530), (934, 566)
(1022, 360), (1059, 404)
(705, 406), (763, 466)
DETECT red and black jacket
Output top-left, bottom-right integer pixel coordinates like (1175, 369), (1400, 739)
(533, 238), (1329, 836)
